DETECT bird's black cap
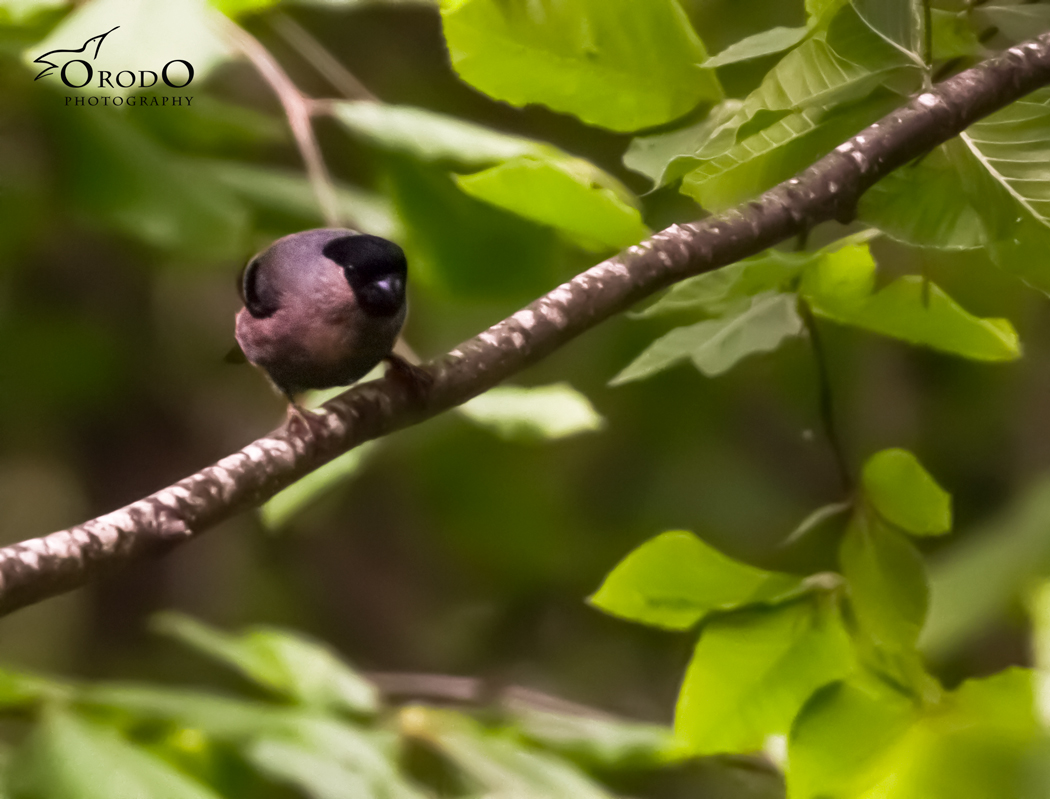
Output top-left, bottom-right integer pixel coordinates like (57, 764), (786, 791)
(323, 234), (407, 318)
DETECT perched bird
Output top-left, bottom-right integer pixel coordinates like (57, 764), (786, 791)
(233, 228), (411, 406)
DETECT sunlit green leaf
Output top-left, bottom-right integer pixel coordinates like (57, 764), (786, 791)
(459, 383), (604, 442)
(675, 595), (854, 754)
(590, 530), (804, 630)
(704, 26), (810, 68)
(152, 613), (379, 715)
(10, 707), (221, 799)
(802, 244), (1021, 362)
(208, 0), (279, 16)
(611, 292), (803, 385)
(260, 442), (378, 531)
(861, 448), (952, 536)
(840, 511), (929, 649)
(788, 676), (920, 799)
(799, 669), (1041, 798)
(634, 249), (811, 319)
(455, 156), (649, 251)
(439, 0), (721, 132)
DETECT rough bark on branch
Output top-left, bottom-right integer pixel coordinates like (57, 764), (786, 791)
(4, 36), (1050, 616)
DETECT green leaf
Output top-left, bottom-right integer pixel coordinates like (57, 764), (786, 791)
(851, 0), (926, 65)
(622, 100), (743, 187)
(634, 249), (811, 319)
(922, 477), (1050, 658)
(331, 102), (647, 249)
(792, 669), (1046, 798)
(405, 707), (616, 799)
(801, 245), (1021, 362)
(930, 8), (980, 61)
(213, 162), (400, 241)
(439, 0), (721, 132)
(589, 531), (804, 631)
(208, 0), (280, 16)
(510, 706), (683, 769)
(79, 685), (410, 793)
(675, 595), (854, 754)
(704, 26), (810, 68)
(260, 442), (378, 531)
(455, 156), (648, 251)
(385, 159), (561, 301)
(24, 0), (232, 97)
(243, 738), (426, 799)
(682, 96), (895, 212)
(458, 383), (604, 442)
(331, 101), (549, 169)
(973, 4), (1050, 43)
(0, 668), (71, 710)
(840, 511), (929, 648)
(806, 0), (848, 25)
(788, 676), (921, 799)
(858, 140), (987, 250)
(610, 292), (803, 385)
(861, 448), (952, 536)
(694, 7), (918, 165)
(152, 613), (379, 715)
(0, 0), (65, 24)
(10, 707), (221, 799)
(950, 88), (1050, 295)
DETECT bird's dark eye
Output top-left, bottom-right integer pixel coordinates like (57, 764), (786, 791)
(323, 234), (407, 318)
(241, 257), (278, 318)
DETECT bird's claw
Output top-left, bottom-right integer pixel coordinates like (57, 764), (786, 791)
(284, 401), (329, 439)
(384, 354), (434, 405)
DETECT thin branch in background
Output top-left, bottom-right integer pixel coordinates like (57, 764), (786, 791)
(0, 32), (1049, 616)
(923, 0), (934, 83)
(800, 300), (852, 492)
(270, 12), (380, 102)
(216, 13), (342, 228)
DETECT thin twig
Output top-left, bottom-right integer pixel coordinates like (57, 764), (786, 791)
(800, 300), (852, 491)
(216, 13), (342, 227)
(270, 12), (379, 102)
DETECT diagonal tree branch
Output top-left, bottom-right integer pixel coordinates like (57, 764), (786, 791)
(2, 36), (1050, 617)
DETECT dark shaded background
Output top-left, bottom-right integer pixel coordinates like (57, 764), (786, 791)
(0, 0), (1045, 736)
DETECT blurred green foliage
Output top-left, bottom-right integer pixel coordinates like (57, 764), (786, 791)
(4, 0), (1050, 796)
